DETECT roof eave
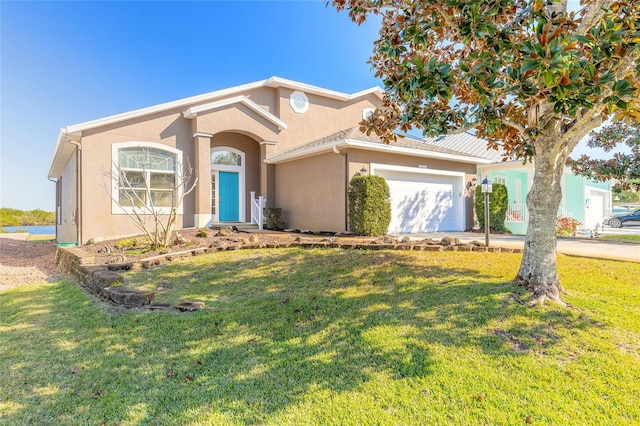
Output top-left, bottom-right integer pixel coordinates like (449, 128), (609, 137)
(265, 138), (492, 165)
(344, 139), (492, 164)
(47, 129), (76, 179)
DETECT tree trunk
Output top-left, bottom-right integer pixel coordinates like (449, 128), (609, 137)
(515, 133), (568, 306)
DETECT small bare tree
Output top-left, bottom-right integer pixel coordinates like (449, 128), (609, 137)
(104, 153), (197, 250)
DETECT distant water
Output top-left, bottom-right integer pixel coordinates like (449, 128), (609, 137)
(2, 225), (55, 234)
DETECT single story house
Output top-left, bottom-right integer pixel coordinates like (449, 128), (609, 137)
(425, 133), (613, 235)
(48, 77), (489, 245)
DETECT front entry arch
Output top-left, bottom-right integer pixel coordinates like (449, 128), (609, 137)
(211, 147), (245, 222)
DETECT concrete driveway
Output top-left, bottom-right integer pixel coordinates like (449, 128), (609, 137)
(393, 232), (639, 263)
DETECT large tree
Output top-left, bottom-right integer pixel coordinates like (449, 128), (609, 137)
(333, 0), (640, 305)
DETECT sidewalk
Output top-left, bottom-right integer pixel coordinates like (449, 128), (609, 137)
(394, 232), (639, 263)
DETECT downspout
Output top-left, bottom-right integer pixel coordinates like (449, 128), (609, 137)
(332, 144), (349, 232)
(65, 138), (82, 245)
(48, 177), (58, 240)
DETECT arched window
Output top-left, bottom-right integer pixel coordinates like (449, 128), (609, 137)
(112, 142), (182, 213)
(211, 150), (242, 166)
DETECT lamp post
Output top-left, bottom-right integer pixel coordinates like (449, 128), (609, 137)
(481, 177), (493, 247)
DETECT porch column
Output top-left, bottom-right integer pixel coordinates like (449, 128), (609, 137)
(194, 132), (213, 227)
(260, 141), (276, 204)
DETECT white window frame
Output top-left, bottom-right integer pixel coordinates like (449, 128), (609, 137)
(210, 146), (245, 223)
(111, 142), (183, 215)
(362, 107), (375, 120)
(493, 175), (507, 185)
(289, 90), (309, 114)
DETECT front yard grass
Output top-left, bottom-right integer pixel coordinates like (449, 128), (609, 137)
(1, 249), (639, 425)
(598, 233), (640, 243)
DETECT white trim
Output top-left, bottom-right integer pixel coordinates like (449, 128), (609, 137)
(362, 107), (375, 120)
(210, 146), (245, 223)
(260, 141), (277, 146)
(371, 163), (466, 233)
(289, 90), (309, 114)
(49, 77), (383, 177)
(61, 77), (380, 135)
(265, 138), (490, 165)
(183, 96), (288, 130)
(194, 214), (211, 228)
(110, 142), (184, 216)
(193, 132), (213, 138)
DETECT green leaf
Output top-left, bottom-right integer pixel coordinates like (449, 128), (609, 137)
(543, 70), (556, 86)
(521, 59), (540, 74)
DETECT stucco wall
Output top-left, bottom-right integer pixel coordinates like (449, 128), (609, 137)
(57, 152), (78, 243)
(274, 89), (381, 153)
(275, 153), (346, 232)
(79, 109), (193, 243)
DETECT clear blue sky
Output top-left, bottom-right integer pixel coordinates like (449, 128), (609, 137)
(0, 0), (606, 211)
(1, 1), (381, 210)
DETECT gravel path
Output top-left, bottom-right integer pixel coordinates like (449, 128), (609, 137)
(0, 236), (65, 291)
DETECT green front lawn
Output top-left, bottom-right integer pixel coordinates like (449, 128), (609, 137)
(1, 249), (639, 425)
(598, 234), (640, 243)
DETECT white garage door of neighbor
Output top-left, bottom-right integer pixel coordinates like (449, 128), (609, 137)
(376, 170), (464, 233)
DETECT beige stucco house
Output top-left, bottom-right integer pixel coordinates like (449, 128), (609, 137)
(48, 77), (490, 244)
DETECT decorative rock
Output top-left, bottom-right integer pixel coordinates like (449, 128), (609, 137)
(106, 286), (155, 306)
(97, 245), (112, 255)
(374, 236), (399, 244)
(440, 237), (460, 246)
(401, 236), (411, 244)
(248, 235), (258, 243)
(175, 301), (205, 312)
(217, 227), (233, 237)
(470, 240), (485, 246)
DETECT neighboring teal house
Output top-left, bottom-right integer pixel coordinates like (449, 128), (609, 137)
(425, 133), (612, 235)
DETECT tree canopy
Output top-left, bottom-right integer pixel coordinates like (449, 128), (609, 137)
(568, 120), (640, 190)
(0, 208), (55, 227)
(333, 0), (640, 305)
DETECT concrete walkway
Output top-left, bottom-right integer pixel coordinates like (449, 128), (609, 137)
(393, 232), (639, 263)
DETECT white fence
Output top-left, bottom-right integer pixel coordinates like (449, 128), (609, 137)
(250, 191), (266, 230)
(505, 203), (573, 222)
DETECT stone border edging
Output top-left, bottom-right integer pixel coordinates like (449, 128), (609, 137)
(55, 247), (155, 307)
(56, 235), (523, 308)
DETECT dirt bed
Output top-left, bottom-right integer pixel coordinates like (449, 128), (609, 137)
(80, 228), (302, 265)
(0, 237), (65, 291)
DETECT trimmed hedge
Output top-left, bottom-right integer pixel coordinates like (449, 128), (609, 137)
(348, 175), (391, 236)
(475, 183), (508, 231)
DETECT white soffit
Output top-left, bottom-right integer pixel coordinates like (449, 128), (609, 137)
(183, 96), (288, 130)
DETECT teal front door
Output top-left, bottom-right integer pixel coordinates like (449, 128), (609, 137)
(219, 171), (240, 221)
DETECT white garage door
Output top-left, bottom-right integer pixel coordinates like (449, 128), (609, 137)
(376, 169), (464, 233)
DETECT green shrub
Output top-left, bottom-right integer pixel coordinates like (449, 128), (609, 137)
(114, 238), (138, 250)
(196, 229), (208, 238)
(348, 175), (391, 236)
(475, 183), (509, 231)
(264, 207), (286, 231)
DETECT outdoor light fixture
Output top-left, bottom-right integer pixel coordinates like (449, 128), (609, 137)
(481, 177), (493, 194)
(468, 176), (478, 190)
(360, 165), (368, 175)
(481, 176), (492, 247)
